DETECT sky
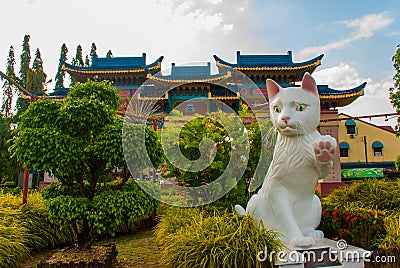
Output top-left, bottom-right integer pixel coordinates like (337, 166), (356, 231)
(0, 0), (399, 126)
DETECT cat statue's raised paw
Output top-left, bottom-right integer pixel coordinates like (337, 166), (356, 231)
(235, 72), (337, 248)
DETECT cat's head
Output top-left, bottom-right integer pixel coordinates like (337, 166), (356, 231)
(267, 73), (320, 137)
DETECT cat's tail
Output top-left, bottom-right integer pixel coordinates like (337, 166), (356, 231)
(234, 204), (246, 216)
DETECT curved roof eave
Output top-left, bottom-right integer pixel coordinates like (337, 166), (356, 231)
(213, 54), (324, 68)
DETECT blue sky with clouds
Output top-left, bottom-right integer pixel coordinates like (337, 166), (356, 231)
(0, 0), (399, 125)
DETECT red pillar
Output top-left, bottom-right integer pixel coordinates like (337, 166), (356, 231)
(22, 168), (29, 204)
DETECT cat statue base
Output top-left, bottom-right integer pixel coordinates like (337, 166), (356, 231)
(235, 73), (337, 249)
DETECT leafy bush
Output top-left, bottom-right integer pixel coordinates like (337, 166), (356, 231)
(156, 207), (282, 268)
(323, 178), (400, 213)
(0, 192), (74, 267)
(44, 180), (159, 240)
(379, 213), (400, 251)
(0, 186), (22, 195)
(319, 205), (386, 250)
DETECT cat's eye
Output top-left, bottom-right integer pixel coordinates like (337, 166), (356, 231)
(274, 106), (281, 113)
(296, 104), (306, 112)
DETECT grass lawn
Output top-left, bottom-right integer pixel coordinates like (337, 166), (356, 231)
(19, 228), (161, 268)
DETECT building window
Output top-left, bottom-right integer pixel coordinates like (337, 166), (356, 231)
(345, 119), (357, 135)
(339, 142), (350, 157)
(372, 141), (384, 156)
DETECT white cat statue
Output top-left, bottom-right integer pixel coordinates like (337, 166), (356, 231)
(235, 72), (337, 248)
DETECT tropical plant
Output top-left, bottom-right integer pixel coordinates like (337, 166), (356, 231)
(0, 192), (74, 267)
(156, 206), (282, 268)
(10, 79), (163, 247)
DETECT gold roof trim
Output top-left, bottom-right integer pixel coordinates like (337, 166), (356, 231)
(216, 60), (321, 71)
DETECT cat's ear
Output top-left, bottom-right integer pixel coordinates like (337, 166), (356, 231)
(267, 79), (280, 99)
(301, 72), (318, 95)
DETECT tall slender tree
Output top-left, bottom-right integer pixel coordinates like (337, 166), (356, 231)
(390, 44), (400, 135)
(1, 46), (17, 118)
(85, 55), (90, 67)
(73, 44), (84, 67)
(90, 42), (97, 59)
(19, 34), (31, 88)
(27, 48), (47, 92)
(106, 50), (113, 58)
(70, 44), (84, 87)
(55, 43), (68, 89)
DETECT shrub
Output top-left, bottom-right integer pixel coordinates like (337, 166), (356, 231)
(0, 192), (74, 267)
(380, 213), (400, 251)
(44, 180), (159, 240)
(156, 207), (282, 268)
(319, 205), (386, 250)
(323, 178), (400, 213)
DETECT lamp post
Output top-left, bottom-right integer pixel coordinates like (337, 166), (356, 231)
(363, 136), (368, 167)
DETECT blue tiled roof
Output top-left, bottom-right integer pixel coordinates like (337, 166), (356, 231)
(213, 51), (324, 68)
(152, 63), (231, 81)
(317, 83), (367, 96)
(170, 63), (211, 77)
(49, 87), (69, 97)
(62, 53), (163, 71)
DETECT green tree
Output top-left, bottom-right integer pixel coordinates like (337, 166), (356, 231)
(72, 44), (84, 67)
(55, 43), (68, 89)
(390, 44), (400, 134)
(1, 46), (17, 118)
(106, 49), (113, 58)
(69, 45), (84, 87)
(85, 55), (90, 67)
(90, 42), (97, 58)
(161, 112), (248, 191)
(19, 34), (31, 88)
(10, 79), (162, 247)
(26, 48), (47, 92)
(0, 116), (19, 185)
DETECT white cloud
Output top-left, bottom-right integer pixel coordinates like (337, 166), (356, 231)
(313, 63), (396, 126)
(298, 12), (393, 59)
(223, 24), (234, 32)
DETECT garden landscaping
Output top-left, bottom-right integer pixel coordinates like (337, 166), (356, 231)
(1, 177), (399, 267)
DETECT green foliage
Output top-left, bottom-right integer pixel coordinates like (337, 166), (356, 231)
(322, 178), (400, 213)
(0, 192), (74, 267)
(395, 155), (400, 171)
(106, 49), (113, 58)
(155, 207), (282, 268)
(319, 205), (386, 249)
(90, 42), (97, 58)
(10, 79), (160, 247)
(27, 48), (47, 92)
(380, 213), (400, 251)
(170, 109), (183, 117)
(389, 44), (400, 134)
(55, 43), (68, 89)
(162, 112), (248, 188)
(19, 34), (31, 87)
(1, 45), (17, 118)
(43, 180), (159, 239)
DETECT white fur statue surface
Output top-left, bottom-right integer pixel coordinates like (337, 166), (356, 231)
(235, 73), (337, 248)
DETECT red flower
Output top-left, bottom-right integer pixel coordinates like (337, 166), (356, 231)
(346, 216), (351, 222)
(344, 228), (349, 233)
(353, 217), (358, 221)
(364, 215), (369, 220)
(371, 211), (375, 217)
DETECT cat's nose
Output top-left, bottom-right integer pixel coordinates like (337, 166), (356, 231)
(281, 116), (290, 123)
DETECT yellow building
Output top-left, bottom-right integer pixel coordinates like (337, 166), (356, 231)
(337, 113), (400, 178)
